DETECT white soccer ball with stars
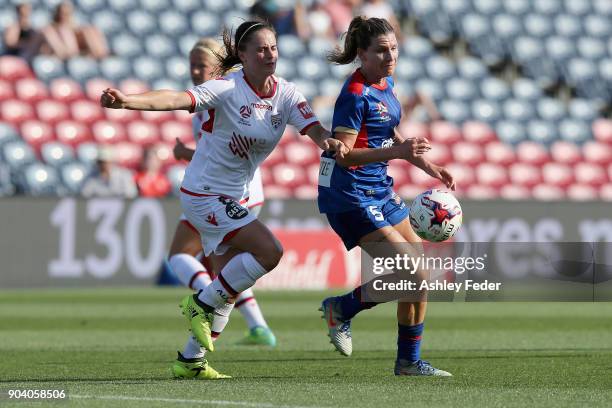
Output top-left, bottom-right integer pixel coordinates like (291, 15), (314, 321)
(409, 189), (463, 242)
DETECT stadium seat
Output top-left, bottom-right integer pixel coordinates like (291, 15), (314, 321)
(395, 57), (424, 82)
(457, 57), (488, 80)
(263, 146), (286, 168)
(111, 34), (144, 59)
(41, 141), (74, 167)
(446, 78), (478, 101)
(427, 121), (459, 144)
(165, 57), (189, 82)
(452, 141), (485, 166)
(445, 163), (476, 186)
(60, 161), (88, 194)
(263, 185), (292, 199)
(480, 77), (511, 102)
(1, 99), (35, 126)
(145, 34), (177, 59)
(271, 163), (307, 190)
(582, 141), (612, 165)
(127, 9), (157, 36)
(558, 119), (592, 144)
(492, 13), (522, 41)
(104, 106), (141, 125)
(575, 162), (607, 187)
(308, 37), (335, 59)
(398, 184), (426, 200)
(15, 78), (48, 103)
(503, 99), (535, 123)
(516, 141), (550, 165)
(402, 36), (435, 60)
(100, 57), (133, 83)
(542, 162), (573, 187)
(415, 78), (445, 102)
(284, 141), (320, 166)
(409, 165), (439, 189)
(32, 55), (65, 82)
(36, 99), (70, 125)
(71, 99), (104, 125)
(567, 184), (598, 201)
(550, 140), (582, 164)
(92, 10), (125, 36)
(438, 100), (470, 124)
(568, 99), (599, 122)
(0, 78), (15, 102)
(0, 163), (16, 196)
(1, 140), (36, 171)
(462, 121), (496, 144)
(158, 10), (189, 36)
(471, 99), (502, 124)
(563, 58), (597, 87)
(56, 120), (91, 146)
(293, 185), (318, 200)
(18, 163), (61, 196)
(305, 163), (320, 186)
(593, 119), (612, 144)
(152, 79), (183, 91)
(189, 10), (218, 37)
(277, 35), (306, 60)
(92, 121), (127, 144)
(509, 162), (541, 188)
(584, 15), (611, 39)
(387, 161), (410, 187)
(76, 142), (99, 166)
(296, 56), (329, 81)
(466, 185), (498, 199)
(114, 142), (143, 169)
(484, 141), (516, 165)
(85, 78), (114, 101)
(75, 0), (105, 13)
(0, 123), (20, 147)
(495, 121), (526, 144)
(577, 37), (607, 61)
(537, 98), (566, 122)
(526, 120), (557, 144)
(49, 78), (84, 103)
(159, 120), (192, 144)
(318, 78), (343, 98)
(20, 119), (55, 150)
(165, 163), (186, 196)
(532, 183), (565, 200)
(440, 0), (471, 19)
(417, 11), (454, 47)
(524, 13), (554, 38)
(512, 78), (543, 102)
(132, 56), (165, 83)
(67, 57), (100, 84)
(423, 143), (452, 165)
(291, 79), (318, 101)
(600, 184), (612, 201)
(119, 79), (150, 95)
(127, 120), (160, 145)
(426, 56), (456, 82)
(564, 0), (591, 17)
(155, 143), (179, 168)
(274, 59), (296, 81)
(499, 184), (531, 200)
(0, 55), (33, 80)
(475, 163), (508, 188)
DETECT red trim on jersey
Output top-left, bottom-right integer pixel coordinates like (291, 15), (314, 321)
(186, 90), (196, 113)
(180, 219), (199, 234)
(188, 271), (207, 290)
(300, 121), (320, 135)
(349, 123), (368, 170)
(243, 74), (277, 99)
(350, 69), (387, 92)
(218, 273), (239, 297)
(235, 296), (255, 308)
(201, 109), (215, 134)
(179, 187), (248, 204)
(211, 331), (221, 339)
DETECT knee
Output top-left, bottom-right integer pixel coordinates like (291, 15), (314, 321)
(255, 240), (283, 271)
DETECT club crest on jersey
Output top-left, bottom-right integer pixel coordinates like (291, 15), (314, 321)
(229, 132), (256, 159)
(218, 197), (248, 219)
(297, 101), (314, 119)
(238, 105), (252, 126)
(271, 113), (281, 129)
(376, 102), (391, 122)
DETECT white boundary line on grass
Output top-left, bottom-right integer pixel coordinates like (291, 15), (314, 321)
(71, 394), (328, 408)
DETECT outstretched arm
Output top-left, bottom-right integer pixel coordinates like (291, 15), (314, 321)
(304, 124), (349, 160)
(100, 88), (193, 111)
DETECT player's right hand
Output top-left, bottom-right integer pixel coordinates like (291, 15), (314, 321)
(398, 137), (431, 160)
(173, 137), (187, 160)
(100, 88), (128, 109)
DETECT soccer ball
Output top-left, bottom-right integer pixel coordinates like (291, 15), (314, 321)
(409, 189), (463, 242)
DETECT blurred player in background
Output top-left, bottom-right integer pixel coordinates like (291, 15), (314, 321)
(169, 38), (277, 352)
(100, 20), (347, 379)
(317, 16), (455, 376)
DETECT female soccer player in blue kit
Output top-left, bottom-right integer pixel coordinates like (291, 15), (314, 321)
(318, 16), (456, 376)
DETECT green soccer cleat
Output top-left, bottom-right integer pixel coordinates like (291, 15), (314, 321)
(237, 326), (277, 347)
(172, 352), (231, 380)
(180, 294), (214, 352)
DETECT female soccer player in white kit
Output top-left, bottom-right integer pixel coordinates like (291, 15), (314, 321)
(169, 38), (277, 350)
(101, 20), (347, 379)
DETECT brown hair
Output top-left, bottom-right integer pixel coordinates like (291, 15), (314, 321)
(216, 20), (276, 75)
(328, 16), (395, 65)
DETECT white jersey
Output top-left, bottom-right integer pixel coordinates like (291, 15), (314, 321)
(191, 109), (265, 207)
(182, 69), (319, 201)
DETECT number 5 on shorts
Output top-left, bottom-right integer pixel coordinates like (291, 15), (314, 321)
(368, 205), (384, 221)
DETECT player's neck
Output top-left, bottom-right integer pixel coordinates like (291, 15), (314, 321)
(359, 68), (385, 87)
(243, 70), (274, 95)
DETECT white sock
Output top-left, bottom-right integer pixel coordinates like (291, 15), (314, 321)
(182, 335), (205, 359)
(197, 253), (267, 309)
(212, 302), (234, 338)
(235, 289), (268, 329)
(169, 254), (212, 291)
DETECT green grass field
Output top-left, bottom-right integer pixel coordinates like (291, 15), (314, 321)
(1, 288), (611, 408)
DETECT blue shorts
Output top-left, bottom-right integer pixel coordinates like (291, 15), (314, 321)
(325, 193), (410, 250)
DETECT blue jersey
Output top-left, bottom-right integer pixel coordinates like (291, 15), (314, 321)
(318, 69), (402, 213)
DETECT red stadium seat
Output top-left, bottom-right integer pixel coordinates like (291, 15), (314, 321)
(574, 162), (607, 187)
(428, 121), (460, 144)
(582, 141), (612, 165)
(484, 141), (516, 165)
(462, 121), (496, 144)
(259, 165), (273, 185)
(452, 141), (484, 166)
(500, 184), (531, 200)
(263, 144), (286, 167)
(263, 185), (293, 199)
(542, 162), (574, 187)
(566, 184), (598, 201)
(446, 163), (476, 187)
(49, 78), (84, 103)
(71, 99), (104, 125)
(271, 163), (307, 189)
(475, 163), (508, 188)
(387, 161), (410, 187)
(398, 185), (425, 200)
(0, 79), (15, 102)
(294, 184), (318, 199)
(0, 99), (35, 125)
(593, 119), (612, 144)
(114, 142), (143, 169)
(119, 79), (149, 95)
(141, 110), (174, 125)
(508, 163), (541, 188)
(423, 143), (451, 165)
(36, 99), (70, 125)
(127, 120), (160, 145)
(399, 121), (430, 141)
(516, 141), (550, 165)
(92, 121), (127, 144)
(56, 120), (91, 146)
(284, 140), (320, 166)
(550, 141), (582, 164)
(599, 184), (612, 201)
(160, 120), (192, 144)
(409, 165), (438, 189)
(15, 78), (48, 103)
(466, 185), (498, 199)
(306, 163), (320, 185)
(532, 184), (565, 200)
(0, 56), (33, 80)
(20, 120), (55, 149)
(104, 107), (141, 124)
(278, 128), (299, 147)
(85, 78), (114, 100)
(174, 110), (192, 124)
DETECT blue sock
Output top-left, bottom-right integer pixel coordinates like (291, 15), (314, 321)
(397, 322), (424, 363)
(335, 286), (378, 320)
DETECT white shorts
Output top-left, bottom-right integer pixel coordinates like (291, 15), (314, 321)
(180, 190), (257, 256)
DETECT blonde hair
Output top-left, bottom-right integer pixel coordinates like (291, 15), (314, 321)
(190, 37), (224, 59)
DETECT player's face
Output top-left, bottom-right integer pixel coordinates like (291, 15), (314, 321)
(190, 51), (216, 86)
(359, 32), (398, 81)
(239, 29), (278, 77)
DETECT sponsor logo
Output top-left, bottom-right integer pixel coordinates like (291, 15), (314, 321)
(376, 101), (391, 122)
(229, 132), (256, 159)
(271, 113), (281, 129)
(381, 138), (394, 148)
(297, 101), (314, 119)
(239, 105), (252, 118)
(206, 213), (218, 226)
(218, 197), (248, 219)
(251, 102), (272, 111)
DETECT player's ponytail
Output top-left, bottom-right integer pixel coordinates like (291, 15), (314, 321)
(217, 20), (276, 75)
(328, 16), (395, 65)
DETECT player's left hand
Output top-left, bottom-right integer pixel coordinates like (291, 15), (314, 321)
(321, 138), (349, 160)
(426, 164), (456, 191)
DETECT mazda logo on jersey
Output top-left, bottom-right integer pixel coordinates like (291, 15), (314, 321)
(229, 132), (256, 159)
(239, 105), (252, 118)
(297, 101), (314, 119)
